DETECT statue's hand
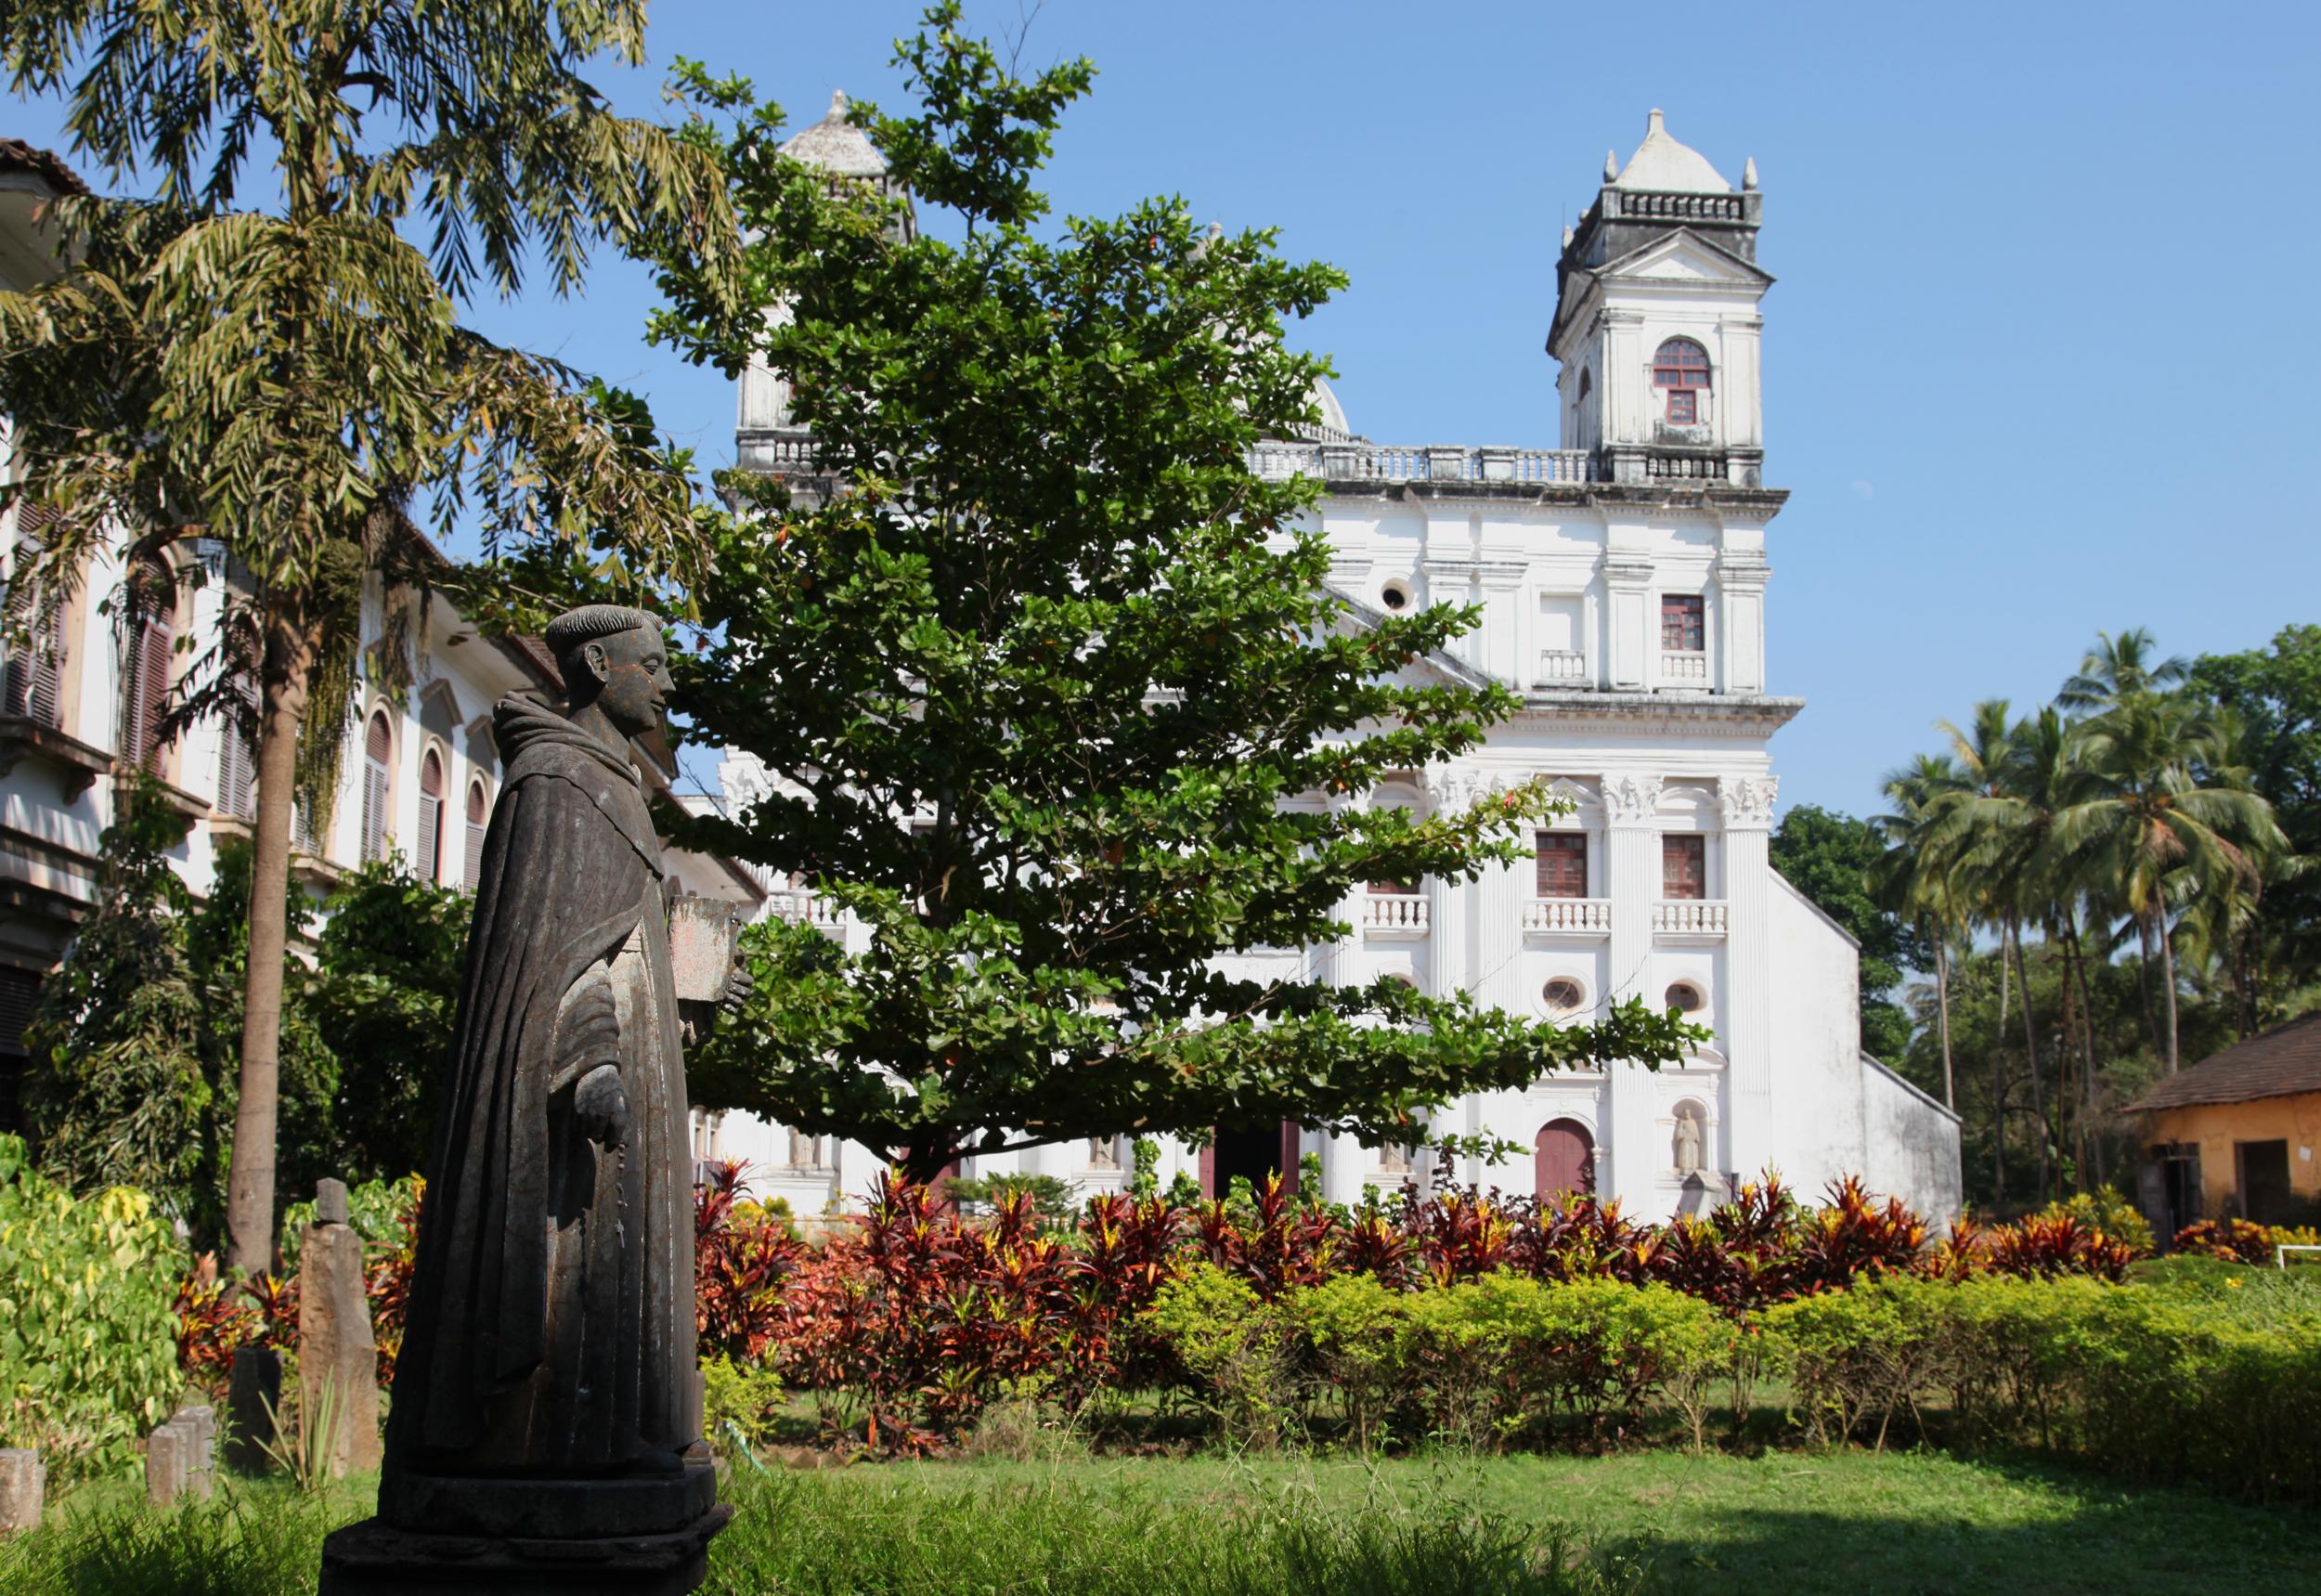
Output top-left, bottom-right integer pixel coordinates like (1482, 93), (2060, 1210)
(574, 1064), (630, 1149)
(718, 958), (755, 1019)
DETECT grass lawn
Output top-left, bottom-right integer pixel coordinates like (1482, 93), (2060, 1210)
(3, 1448), (2310, 1594)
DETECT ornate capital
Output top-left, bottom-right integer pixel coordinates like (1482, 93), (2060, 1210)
(1601, 773), (1664, 824)
(1718, 775), (1779, 829)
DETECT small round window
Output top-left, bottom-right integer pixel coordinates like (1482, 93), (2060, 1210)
(1665, 981), (1705, 1015)
(1381, 579), (1412, 613)
(1543, 977), (1585, 1016)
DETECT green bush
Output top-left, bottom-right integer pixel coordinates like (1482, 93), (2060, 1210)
(2038, 1185), (2156, 1256)
(0, 1135), (185, 1478)
(1146, 1264), (1298, 1448)
(1285, 1274), (1407, 1453)
(703, 1353), (787, 1454)
(1767, 1275), (1951, 1449)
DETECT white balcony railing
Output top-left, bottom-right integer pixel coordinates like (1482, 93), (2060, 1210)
(1522, 898), (1613, 935)
(767, 889), (847, 938)
(1250, 440), (1594, 486)
(1659, 650), (1709, 687)
(1536, 649), (1588, 687)
(1653, 899), (1728, 937)
(1362, 893), (1431, 934)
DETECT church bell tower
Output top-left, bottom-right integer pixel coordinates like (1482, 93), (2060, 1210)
(1549, 110), (1772, 487)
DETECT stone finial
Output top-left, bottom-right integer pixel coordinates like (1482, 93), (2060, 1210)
(1647, 108), (1666, 136)
(0, 1448), (42, 1533)
(1603, 149), (1618, 182)
(1743, 156), (1758, 191)
(315, 1176), (350, 1226)
(1562, 224), (1575, 249)
(827, 88), (848, 119)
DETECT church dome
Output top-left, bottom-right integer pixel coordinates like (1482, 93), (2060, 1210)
(782, 90), (887, 176)
(1307, 375), (1352, 442)
(1608, 109), (1732, 194)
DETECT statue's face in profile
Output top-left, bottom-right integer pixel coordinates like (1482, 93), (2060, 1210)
(580, 627), (673, 739)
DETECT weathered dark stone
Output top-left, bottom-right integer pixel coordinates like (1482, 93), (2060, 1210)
(145, 1421), (185, 1506)
(325, 605), (733, 1593)
(298, 1196), (383, 1477)
(0, 1447), (43, 1532)
(315, 1176), (351, 1226)
(226, 1344), (280, 1474)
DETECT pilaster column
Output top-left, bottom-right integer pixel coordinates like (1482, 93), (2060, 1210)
(1716, 551), (1769, 696)
(1601, 773), (1663, 1208)
(1602, 557), (1653, 692)
(1477, 561), (1524, 687)
(1719, 776), (1779, 1174)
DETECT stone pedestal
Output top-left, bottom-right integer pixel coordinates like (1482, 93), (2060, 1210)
(0, 1447), (43, 1532)
(299, 1181), (383, 1478)
(318, 1457), (731, 1595)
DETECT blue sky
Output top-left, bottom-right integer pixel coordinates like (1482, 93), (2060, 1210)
(10, 0), (2318, 815)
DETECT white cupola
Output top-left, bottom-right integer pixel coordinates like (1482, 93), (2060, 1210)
(1548, 110), (1773, 487)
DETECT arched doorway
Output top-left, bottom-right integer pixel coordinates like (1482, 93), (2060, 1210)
(1535, 1118), (1595, 1201)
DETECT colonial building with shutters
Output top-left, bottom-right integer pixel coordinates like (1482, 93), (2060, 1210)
(703, 105), (1964, 1222)
(0, 139), (761, 1136)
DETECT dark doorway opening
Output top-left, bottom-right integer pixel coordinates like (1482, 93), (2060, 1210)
(1205, 1122), (1295, 1199)
(2237, 1139), (2292, 1226)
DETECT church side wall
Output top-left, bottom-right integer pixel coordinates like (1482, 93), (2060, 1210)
(1763, 871), (1865, 1197)
(1861, 1055), (1964, 1222)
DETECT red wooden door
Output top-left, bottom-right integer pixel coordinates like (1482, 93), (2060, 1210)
(1535, 1119), (1594, 1200)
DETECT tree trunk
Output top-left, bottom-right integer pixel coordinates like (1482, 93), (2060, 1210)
(2056, 927), (2078, 1195)
(2068, 920), (2105, 1187)
(1993, 931), (2009, 1209)
(1934, 927), (1955, 1110)
(2133, 914), (2163, 1060)
(225, 614), (315, 1276)
(2157, 904), (2182, 1075)
(2011, 920), (2049, 1203)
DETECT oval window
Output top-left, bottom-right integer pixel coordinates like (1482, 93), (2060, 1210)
(1543, 977), (1586, 1015)
(1381, 579), (1412, 613)
(1665, 981), (1705, 1015)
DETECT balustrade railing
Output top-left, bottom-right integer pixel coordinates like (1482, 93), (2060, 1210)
(767, 889), (847, 936)
(1522, 898), (1612, 935)
(1362, 893), (1431, 933)
(1653, 900), (1728, 936)
(1660, 650), (1709, 687)
(1536, 649), (1588, 687)
(1250, 440), (1595, 486)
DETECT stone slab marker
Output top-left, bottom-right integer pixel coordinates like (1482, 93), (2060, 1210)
(299, 1177), (383, 1477)
(0, 1448), (42, 1533)
(226, 1344), (280, 1474)
(145, 1421), (185, 1505)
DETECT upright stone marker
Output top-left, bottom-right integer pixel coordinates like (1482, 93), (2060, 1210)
(299, 1178), (383, 1477)
(226, 1344), (280, 1474)
(145, 1421), (185, 1506)
(321, 607), (744, 1594)
(0, 1448), (43, 1533)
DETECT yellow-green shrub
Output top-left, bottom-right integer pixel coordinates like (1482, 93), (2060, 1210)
(1146, 1264), (1297, 1448)
(0, 1136), (183, 1478)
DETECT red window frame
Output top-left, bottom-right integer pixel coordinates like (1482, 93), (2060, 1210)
(1535, 832), (1588, 899)
(1652, 338), (1710, 424)
(1662, 834), (1706, 901)
(1661, 595), (1705, 653)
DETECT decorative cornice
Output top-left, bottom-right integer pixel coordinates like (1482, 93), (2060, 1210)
(1511, 692), (1805, 738)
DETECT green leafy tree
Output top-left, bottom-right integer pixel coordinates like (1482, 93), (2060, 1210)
(1768, 803), (1915, 1063)
(1874, 752), (1968, 1109)
(654, 10), (1695, 1182)
(0, 0), (739, 1270)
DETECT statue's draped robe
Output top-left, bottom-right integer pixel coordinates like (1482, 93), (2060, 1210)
(384, 697), (698, 1482)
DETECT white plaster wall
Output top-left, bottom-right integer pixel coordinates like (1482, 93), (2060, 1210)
(1862, 1057), (1964, 1223)
(1762, 871), (1866, 1198)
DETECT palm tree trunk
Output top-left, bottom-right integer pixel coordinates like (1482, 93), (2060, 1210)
(2010, 920), (2049, 1203)
(2133, 914), (2163, 1060)
(2157, 903), (2182, 1075)
(1994, 932), (2010, 1208)
(225, 612), (315, 1276)
(2055, 926), (2078, 1194)
(2068, 919), (2105, 1187)
(1934, 930), (1955, 1110)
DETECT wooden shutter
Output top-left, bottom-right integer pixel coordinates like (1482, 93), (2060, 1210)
(216, 673), (257, 820)
(417, 749), (444, 881)
(1535, 832), (1588, 898)
(464, 780), (488, 889)
(359, 712), (392, 863)
(1662, 835), (1705, 900)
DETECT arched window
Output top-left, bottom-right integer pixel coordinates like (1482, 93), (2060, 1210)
(463, 777), (489, 889)
(359, 709), (393, 863)
(121, 556), (176, 773)
(1651, 338), (1711, 424)
(417, 748), (446, 881)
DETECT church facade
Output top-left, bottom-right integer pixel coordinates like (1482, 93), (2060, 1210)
(707, 105), (1964, 1222)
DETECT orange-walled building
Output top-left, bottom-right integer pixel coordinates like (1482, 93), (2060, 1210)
(2136, 1012), (2321, 1237)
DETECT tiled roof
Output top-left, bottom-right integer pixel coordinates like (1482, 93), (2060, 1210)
(0, 138), (87, 195)
(2135, 1009), (2321, 1110)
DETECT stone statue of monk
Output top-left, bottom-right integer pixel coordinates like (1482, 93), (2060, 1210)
(331, 605), (732, 1591)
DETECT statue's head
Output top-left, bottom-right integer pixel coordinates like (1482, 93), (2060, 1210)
(544, 604), (671, 740)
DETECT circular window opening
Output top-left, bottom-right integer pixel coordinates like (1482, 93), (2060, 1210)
(1665, 981), (1705, 1015)
(1543, 977), (1586, 1016)
(1381, 579), (1412, 613)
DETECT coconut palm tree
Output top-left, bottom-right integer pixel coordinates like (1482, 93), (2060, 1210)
(0, 0), (740, 1271)
(2060, 695), (2286, 1074)
(1875, 752), (1968, 1109)
(2057, 627), (2192, 715)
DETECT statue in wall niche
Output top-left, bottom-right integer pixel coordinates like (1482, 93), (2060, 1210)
(322, 604), (746, 1595)
(1673, 1103), (1705, 1175)
(1088, 1135), (1121, 1170)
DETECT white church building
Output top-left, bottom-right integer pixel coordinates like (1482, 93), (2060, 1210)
(705, 104), (1964, 1223)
